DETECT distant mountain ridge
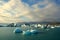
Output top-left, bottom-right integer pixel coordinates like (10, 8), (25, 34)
(0, 22), (60, 25)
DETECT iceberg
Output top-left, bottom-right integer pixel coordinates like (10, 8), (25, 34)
(23, 30), (31, 35)
(22, 29), (39, 35)
(30, 29), (39, 34)
(14, 28), (22, 33)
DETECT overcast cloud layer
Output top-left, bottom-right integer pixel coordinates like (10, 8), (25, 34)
(0, 0), (60, 23)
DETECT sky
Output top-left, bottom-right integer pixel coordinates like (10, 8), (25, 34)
(0, 0), (60, 23)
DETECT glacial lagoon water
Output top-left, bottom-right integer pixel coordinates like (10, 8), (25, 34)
(0, 27), (60, 40)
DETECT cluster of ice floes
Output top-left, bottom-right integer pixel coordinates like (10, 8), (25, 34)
(14, 28), (39, 35)
(13, 24), (57, 35)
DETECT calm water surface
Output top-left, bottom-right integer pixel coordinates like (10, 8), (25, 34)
(0, 27), (60, 40)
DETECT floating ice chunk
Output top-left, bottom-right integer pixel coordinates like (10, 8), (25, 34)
(22, 29), (39, 35)
(30, 29), (39, 34)
(13, 28), (22, 33)
(51, 26), (55, 29)
(23, 30), (31, 35)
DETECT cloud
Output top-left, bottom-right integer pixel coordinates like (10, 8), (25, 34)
(0, 0), (33, 23)
(0, 0), (60, 23)
(24, 0), (60, 22)
(49, 0), (60, 6)
(21, 0), (45, 6)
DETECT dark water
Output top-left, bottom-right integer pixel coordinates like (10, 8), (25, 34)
(0, 27), (60, 40)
